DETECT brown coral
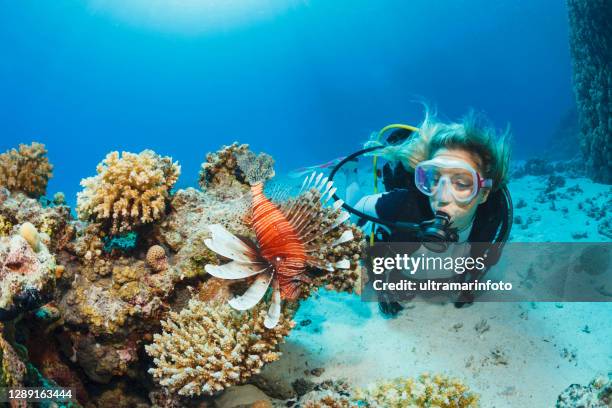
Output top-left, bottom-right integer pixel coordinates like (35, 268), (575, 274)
(145, 299), (294, 397)
(0, 142), (53, 198)
(198, 142), (256, 197)
(77, 150), (180, 234)
(146, 245), (168, 272)
(0, 191), (72, 252)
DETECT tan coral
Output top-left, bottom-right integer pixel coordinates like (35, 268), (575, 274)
(145, 299), (294, 397)
(0, 142), (53, 198)
(19, 222), (40, 252)
(0, 191), (72, 252)
(146, 245), (168, 272)
(77, 150), (180, 234)
(354, 373), (480, 408)
(0, 215), (12, 237)
(198, 142), (259, 197)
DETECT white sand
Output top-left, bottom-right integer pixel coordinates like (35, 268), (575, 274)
(264, 293), (611, 407)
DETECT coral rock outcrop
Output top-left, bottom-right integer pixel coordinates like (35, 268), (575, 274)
(567, 0), (612, 183)
(0, 232), (56, 316)
(198, 143), (261, 198)
(556, 373), (611, 408)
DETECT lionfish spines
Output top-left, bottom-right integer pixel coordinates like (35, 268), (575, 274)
(204, 171), (354, 328)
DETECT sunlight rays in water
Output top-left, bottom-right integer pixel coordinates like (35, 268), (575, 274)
(87, 0), (309, 34)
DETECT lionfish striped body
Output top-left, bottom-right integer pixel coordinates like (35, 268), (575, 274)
(250, 182), (307, 300)
(204, 172), (353, 328)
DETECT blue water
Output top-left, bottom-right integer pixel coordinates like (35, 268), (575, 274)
(1, 0), (573, 206)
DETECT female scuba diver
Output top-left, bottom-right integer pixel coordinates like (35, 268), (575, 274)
(331, 109), (513, 316)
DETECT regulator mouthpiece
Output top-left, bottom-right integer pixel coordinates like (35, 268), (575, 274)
(421, 211), (458, 253)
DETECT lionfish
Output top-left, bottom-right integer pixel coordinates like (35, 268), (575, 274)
(204, 152), (354, 328)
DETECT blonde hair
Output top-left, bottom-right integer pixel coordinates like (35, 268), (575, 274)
(366, 108), (512, 191)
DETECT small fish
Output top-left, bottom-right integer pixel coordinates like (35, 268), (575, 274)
(204, 171), (353, 328)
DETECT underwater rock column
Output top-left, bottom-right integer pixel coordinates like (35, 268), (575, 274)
(567, 0), (612, 183)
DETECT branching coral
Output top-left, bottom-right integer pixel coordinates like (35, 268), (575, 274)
(145, 299), (294, 397)
(0, 142), (53, 198)
(77, 150), (180, 234)
(354, 373), (480, 408)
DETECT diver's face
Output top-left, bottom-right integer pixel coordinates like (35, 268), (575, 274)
(427, 148), (490, 230)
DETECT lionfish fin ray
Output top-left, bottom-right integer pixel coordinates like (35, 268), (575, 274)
(205, 224), (258, 263)
(205, 262), (269, 280)
(264, 283), (282, 329)
(228, 272), (273, 310)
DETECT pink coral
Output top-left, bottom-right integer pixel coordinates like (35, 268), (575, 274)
(1, 236), (40, 278)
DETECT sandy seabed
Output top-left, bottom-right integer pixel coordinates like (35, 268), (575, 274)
(264, 293), (611, 407)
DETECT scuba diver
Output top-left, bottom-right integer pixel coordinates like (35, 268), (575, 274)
(330, 109), (513, 316)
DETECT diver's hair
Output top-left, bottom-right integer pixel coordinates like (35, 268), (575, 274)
(236, 150), (275, 185)
(367, 106), (512, 191)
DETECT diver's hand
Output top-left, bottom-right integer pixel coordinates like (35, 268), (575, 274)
(378, 292), (403, 316)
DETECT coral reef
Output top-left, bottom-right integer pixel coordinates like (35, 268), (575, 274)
(215, 384), (273, 408)
(0, 324), (27, 389)
(567, 0), (612, 183)
(556, 373), (611, 408)
(512, 158), (554, 178)
(77, 150), (181, 234)
(279, 379), (355, 408)
(235, 150), (275, 185)
(198, 142), (256, 198)
(145, 299), (294, 397)
(0, 190), (73, 252)
(0, 142), (53, 198)
(0, 142), (364, 406)
(354, 373), (480, 408)
(0, 231), (56, 318)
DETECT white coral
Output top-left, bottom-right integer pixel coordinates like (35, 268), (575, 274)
(145, 299), (293, 397)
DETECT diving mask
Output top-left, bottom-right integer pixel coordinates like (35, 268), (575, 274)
(415, 158), (492, 203)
